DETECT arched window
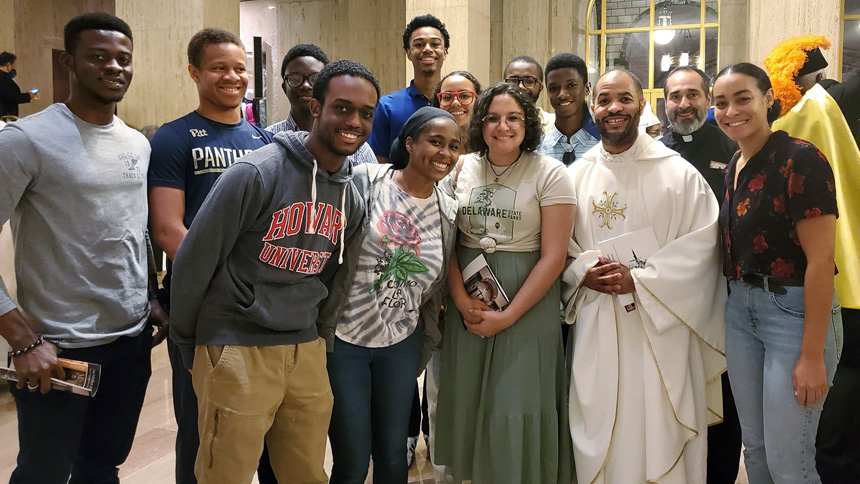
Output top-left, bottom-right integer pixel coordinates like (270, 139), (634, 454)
(841, 0), (860, 79)
(586, 0), (720, 127)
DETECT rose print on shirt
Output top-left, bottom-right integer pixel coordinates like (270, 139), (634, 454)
(378, 210), (422, 254)
(372, 211), (428, 294)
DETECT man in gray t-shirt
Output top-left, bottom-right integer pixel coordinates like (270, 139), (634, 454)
(0, 13), (166, 484)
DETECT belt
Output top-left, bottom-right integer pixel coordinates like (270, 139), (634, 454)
(741, 274), (804, 295)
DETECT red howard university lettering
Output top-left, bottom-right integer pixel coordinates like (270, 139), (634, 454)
(258, 242), (333, 274)
(263, 202), (344, 245)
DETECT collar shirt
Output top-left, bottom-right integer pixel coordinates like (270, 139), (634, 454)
(537, 108), (601, 165)
(265, 112), (299, 135)
(720, 130), (837, 280)
(661, 122), (738, 203)
(368, 80), (431, 159)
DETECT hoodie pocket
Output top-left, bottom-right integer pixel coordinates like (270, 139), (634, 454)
(239, 278), (329, 332)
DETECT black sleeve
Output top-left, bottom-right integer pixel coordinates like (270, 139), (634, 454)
(0, 76), (30, 106)
(824, 74), (860, 121)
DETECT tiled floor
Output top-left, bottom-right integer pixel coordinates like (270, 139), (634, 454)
(0, 343), (747, 483)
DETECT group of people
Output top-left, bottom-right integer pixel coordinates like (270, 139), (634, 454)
(0, 9), (857, 484)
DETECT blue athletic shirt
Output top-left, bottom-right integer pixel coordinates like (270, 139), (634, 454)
(367, 81), (431, 159)
(148, 111), (273, 227)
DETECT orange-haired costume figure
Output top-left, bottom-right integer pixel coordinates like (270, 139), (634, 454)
(765, 35), (860, 483)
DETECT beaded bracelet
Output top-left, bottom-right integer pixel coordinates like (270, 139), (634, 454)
(10, 336), (44, 358)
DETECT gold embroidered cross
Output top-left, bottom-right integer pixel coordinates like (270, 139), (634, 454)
(591, 191), (627, 229)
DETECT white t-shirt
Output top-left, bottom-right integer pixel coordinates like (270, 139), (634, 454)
(444, 151), (576, 252)
(337, 174), (444, 347)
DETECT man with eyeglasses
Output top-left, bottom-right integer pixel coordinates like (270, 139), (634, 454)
(268, 43), (375, 166)
(369, 14), (450, 163)
(537, 53), (600, 166)
(503, 55), (555, 131)
(147, 27), (275, 484)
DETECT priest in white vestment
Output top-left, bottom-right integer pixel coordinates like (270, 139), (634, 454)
(563, 69), (726, 484)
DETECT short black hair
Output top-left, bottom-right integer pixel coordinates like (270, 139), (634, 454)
(187, 27), (244, 69)
(504, 55), (544, 82)
(593, 68), (643, 101)
(545, 53), (588, 84)
(312, 59), (380, 105)
(402, 14), (450, 51)
(663, 66), (711, 98)
(64, 13), (133, 55)
(468, 82), (543, 155)
(0, 52), (16, 66)
(280, 44), (330, 79)
(715, 62), (781, 124)
(432, 70), (483, 108)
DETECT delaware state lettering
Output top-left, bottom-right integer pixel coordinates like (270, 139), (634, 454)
(191, 147), (255, 175)
(258, 202), (344, 274)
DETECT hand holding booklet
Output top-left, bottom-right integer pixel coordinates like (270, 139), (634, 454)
(597, 227), (660, 313)
(1, 356), (101, 396)
(462, 254), (510, 312)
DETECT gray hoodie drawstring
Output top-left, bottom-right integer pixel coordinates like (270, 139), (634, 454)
(338, 182), (347, 264)
(309, 158), (318, 234)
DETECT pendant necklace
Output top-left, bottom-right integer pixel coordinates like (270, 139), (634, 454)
(486, 151), (523, 183)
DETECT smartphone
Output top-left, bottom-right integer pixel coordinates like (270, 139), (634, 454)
(29, 89), (39, 94)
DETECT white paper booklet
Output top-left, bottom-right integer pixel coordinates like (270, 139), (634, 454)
(598, 227), (660, 312)
(461, 254), (510, 312)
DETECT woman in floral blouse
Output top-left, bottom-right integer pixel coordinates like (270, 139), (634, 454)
(713, 62), (842, 484)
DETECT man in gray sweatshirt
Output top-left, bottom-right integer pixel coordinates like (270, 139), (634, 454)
(0, 13), (167, 484)
(169, 60), (378, 484)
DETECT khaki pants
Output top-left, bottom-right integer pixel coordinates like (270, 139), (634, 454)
(191, 338), (332, 484)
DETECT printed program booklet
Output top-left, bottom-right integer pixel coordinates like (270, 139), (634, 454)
(462, 254), (511, 312)
(1, 357), (101, 397)
(598, 227), (660, 312)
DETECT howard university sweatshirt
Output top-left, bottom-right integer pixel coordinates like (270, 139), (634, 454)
(170, 131), (364, 368)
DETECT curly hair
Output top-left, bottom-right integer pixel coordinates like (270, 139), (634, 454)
(545, 53), (587, 83)
(402, 14), (450, 50)
(187, 28), (244, 69)
(468, 82), (543, 156)
(312, 59), (380, 105)
(431, 70), (483, 108)
(280, 44), (330, 79)
(64, 13), (133, 55)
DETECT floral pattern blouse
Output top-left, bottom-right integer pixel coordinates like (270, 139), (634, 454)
(720, 130), (838, 280)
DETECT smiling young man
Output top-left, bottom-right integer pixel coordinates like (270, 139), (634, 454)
(267, 43), (376, 167)
(537, 53), (600, 165)
(146, 27), (273, 484)
(503, 55), (555, 131)
(169, 60), (377, 484)
(563, 69), (726, 484)
(0, 13), (166, 484)
(368, 14), (449, 163)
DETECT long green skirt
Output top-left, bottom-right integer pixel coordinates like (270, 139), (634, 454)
(435, 247), (573, 484)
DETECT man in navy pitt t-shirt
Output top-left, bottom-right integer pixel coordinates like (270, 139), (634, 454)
(147, 28), (273, 484)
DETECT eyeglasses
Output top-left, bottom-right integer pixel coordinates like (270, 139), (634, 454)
(437, 91), (477, 107)
(482, 113), (526, 127)
(505, 76), (540, 89)
(285, 73), (318, 88)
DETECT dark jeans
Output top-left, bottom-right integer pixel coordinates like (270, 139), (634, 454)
(817, 307), (860, 483)
(167, 338), (278, 484)
(706, 372), (742, 484)
(328, 330), (422, 484)
(10, 329), (152, 484)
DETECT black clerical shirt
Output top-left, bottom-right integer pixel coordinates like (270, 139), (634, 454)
(661, 122), (738, 204)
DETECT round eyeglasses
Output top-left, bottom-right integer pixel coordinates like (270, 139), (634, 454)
(437, 90), (477, 107)
(504, 76), (539, 89)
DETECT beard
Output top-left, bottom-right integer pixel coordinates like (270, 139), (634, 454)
(668, 106), (706, 135)
(597, 108), (641, 149)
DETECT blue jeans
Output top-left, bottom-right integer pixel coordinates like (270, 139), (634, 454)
(327, 329), (422, 484)
(726, 280), (842, 484)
